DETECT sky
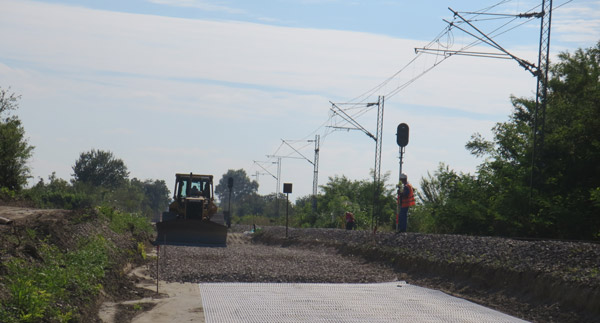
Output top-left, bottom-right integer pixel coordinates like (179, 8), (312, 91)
(1, 0), (599, 201)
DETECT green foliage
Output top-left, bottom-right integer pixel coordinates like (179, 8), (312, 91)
(137, 242), (147, 260)
(25, 165), (169, 220)
(1, 186), (17, 200)
(224, 170), (398, 231)
(0, 236), (112, 323)
(234, 214), (280, 226)
(0, 87), (34, 191)
(135, 178), (170, 218)
(97, 205), (153, 236)
(25, 173), (91, 209)
(72, 149), (129, 188)
(416, 41), (600, 240)
(292, 173), (397, 230)
(413, 164), (496, 235)
(215, 169), (259, 205)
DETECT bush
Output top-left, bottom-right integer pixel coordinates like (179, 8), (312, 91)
(97, 205), (153, 236)
(0, 186), (16, 200)
(0, 236), (112, 323)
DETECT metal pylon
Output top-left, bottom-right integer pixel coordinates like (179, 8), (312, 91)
(312, 134), (320, 212)
(372, 96), (384, 229)
(531, 0), (553, 193)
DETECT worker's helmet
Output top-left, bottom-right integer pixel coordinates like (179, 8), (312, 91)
(400, 174), (408, 180)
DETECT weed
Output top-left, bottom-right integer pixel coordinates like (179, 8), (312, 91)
(137, 242), (147, 260)
(98, 206), (153, 236)
(132, 303), (143, 311)
(0, 236), (113, 323)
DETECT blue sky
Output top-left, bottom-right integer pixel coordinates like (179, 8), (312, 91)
(1, 0), (598, 200)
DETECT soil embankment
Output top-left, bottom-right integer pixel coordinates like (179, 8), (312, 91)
(0, 205), (154, 322)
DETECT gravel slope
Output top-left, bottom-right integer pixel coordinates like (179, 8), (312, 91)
(147, 225), (600, 323)
(150, 233), (398, 283)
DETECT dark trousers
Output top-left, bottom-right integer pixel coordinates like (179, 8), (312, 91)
(398, 207), (409, 232)
(346, 221), (355, 230)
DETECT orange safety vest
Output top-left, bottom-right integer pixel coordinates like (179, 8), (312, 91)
(401, 183), (416, 208)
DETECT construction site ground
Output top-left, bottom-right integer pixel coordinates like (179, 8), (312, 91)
(100, 234), (527, 323)
(1, 206), (599, 322)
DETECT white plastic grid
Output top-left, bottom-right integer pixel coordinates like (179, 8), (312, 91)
(199, 282), (528, 323)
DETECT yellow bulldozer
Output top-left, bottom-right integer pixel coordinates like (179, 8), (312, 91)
(155, 173), (228, 246)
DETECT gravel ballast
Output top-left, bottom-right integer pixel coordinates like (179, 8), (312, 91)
(148, 225), (600, 323)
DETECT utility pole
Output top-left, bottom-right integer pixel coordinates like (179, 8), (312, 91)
(531, 0), (553, 197)
(251, 171), (268, 182)
(330, 96), (384, 230)
(372, 96), (384, 230)
(253, 160), (278, 198)
(282, 135), (321, 212)
(266, 155), (304, 217)
(415, 1), (553, 202)
(311, 135), (320, 212)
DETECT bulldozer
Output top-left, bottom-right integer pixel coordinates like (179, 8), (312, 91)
(155, 173), (228, 246)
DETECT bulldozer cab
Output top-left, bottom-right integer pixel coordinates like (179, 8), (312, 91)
(176, 174), (211, 199)
(169, 173), (217, 220)
(155, 173), (227, 247)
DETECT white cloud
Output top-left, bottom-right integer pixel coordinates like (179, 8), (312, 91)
(3, 0), (592, 198)
(146, 0), (245, 14)
(548, 2), (600, 45)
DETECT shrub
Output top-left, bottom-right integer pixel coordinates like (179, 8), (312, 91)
(0, 236), (112, 322)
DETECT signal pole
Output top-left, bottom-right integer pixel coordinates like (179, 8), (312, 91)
(396, 123), (409, 232)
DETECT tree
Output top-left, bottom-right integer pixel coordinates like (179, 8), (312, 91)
(0, 87), (34, 191)
(535, 42), (600, 239)
(137, 178), (171, 218)
(214, 169), (258, 205)
(415, 164), (494, 235)
(72, 149), (129, 188)
(294, 173), (396, 230)
(452, 41), (600, 239)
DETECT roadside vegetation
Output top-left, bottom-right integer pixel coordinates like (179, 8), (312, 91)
(0, 207), (154, 323)
(0, 87), (165, 322)
(1, 235), (111, 322)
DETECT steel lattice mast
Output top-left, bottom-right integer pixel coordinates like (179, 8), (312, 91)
(312, 134), (320, 212)
(531, 0), (553, 193)
(372, 96), (385, 229)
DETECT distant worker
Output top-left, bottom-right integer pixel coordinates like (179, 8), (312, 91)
(397, 174), (415, 232)
(345, 211), (356, 230)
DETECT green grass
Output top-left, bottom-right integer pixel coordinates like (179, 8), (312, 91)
(97, 205), (153, 236)
(0, 206), (153, 322)
(0, 236), (113, 323)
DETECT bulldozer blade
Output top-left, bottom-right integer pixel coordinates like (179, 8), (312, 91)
(155, 219), (228, 247)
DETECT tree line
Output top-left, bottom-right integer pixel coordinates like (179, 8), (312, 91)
(411, 42), (600, 240)
(0, 90), (170, 218)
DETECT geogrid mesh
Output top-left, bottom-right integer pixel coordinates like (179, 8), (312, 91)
(199, 282), (528, 323)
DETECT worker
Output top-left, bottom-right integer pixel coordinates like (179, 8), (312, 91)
(397, 174), (415, 232)
(190, 185), (200, 196)
(345, 211), (356, 230)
